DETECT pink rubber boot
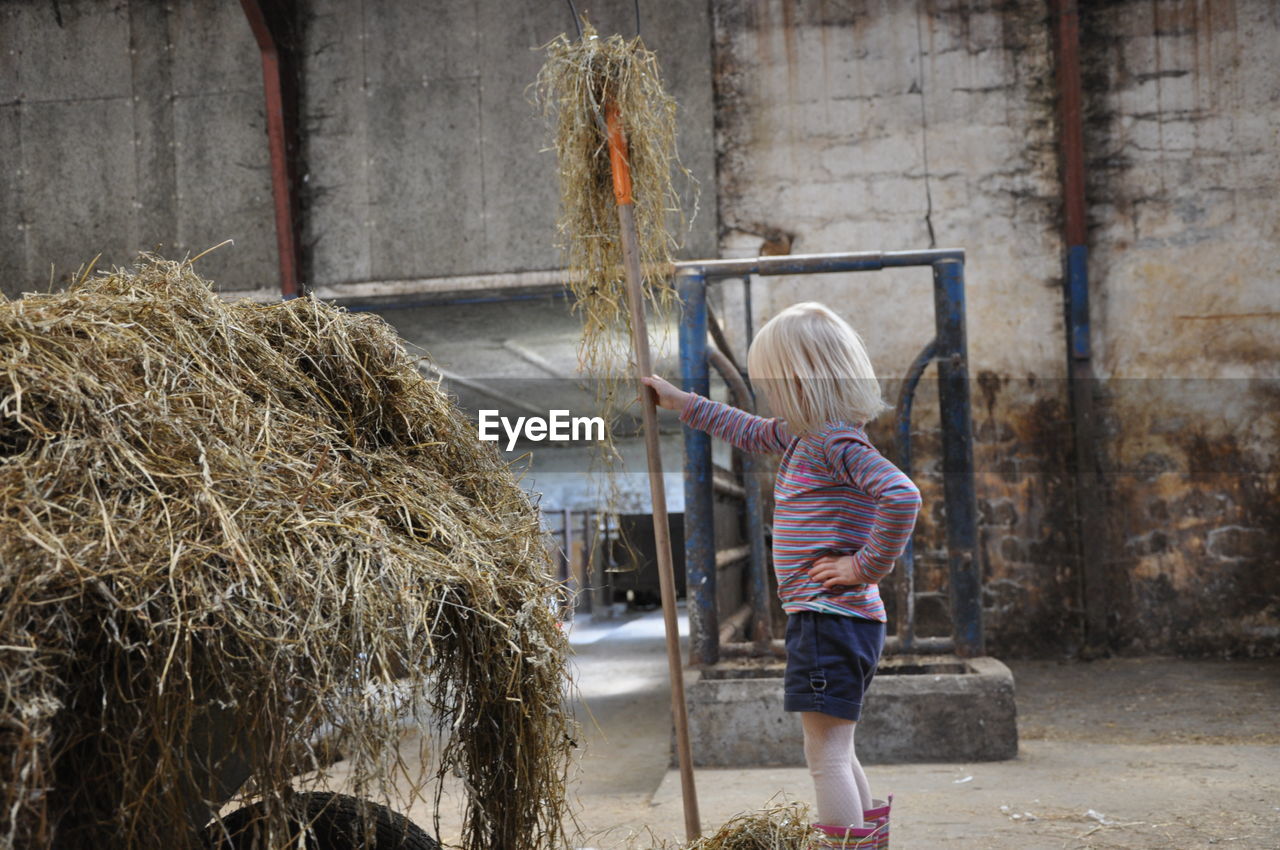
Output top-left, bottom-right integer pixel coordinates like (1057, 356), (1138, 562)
(862, 795), (892, 849)
(813, 820), (888, 848)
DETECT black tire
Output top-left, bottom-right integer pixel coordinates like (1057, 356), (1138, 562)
(206, 791), (439, 850)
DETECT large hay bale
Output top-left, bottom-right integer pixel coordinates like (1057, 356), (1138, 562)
(0, 258), (571, 850)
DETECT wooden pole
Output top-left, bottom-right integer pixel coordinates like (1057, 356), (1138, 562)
(606, 101), (701, 841)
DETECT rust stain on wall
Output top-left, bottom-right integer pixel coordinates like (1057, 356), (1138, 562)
(868, 376), (1083, 657)
(1110, 429), (1279, 654)
(1075, 0), (1279, 655)
(713, 0), (1277, 657)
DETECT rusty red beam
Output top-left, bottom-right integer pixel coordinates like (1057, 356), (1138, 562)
(240, 0), (301, 298)
(1050, 0), (1108, 655)
(1052, 0), (1087, 248)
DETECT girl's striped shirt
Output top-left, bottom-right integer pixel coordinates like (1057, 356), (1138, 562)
(680, 394), (922, 622)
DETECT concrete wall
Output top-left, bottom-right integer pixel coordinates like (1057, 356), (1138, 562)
(711, 0), (1080, 654)
(2, 0), (716, 294)
(299, 0), (716, 286)
(0, 0), (276, 297)
(1078, 0), (1280, 654)
(710, 0), (1278, 656)
(4, 0), (1275, 656)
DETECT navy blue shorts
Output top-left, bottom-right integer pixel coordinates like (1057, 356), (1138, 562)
(783, 612), (886, 721)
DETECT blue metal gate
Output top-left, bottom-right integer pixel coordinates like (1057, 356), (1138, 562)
(674, 249), (983, 665)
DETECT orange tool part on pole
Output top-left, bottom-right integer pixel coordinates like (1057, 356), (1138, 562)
(606, 101), (701, 841)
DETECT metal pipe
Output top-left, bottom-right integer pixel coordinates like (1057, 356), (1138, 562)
(586, 510), (600, 615)
(707, 347), (750, 412)
(286, 250), (965, 310)
(1052, 0), (1091, 364)
(563, 508), (573, 585)
(1052, 0), (1106, 654)
(932, 260), (983, 657)
(718, 603), (754, 645)
(712, 474), (746, 500)
(1053, 1), (1088, 251)
(720, 635), (956, 659)
(674, 248), (964, 279)
(720, 639), (786, 659)
(679, 273), (717, 666)
(706, 345), (772, 646)
(894, 339), (939, 479)
(893, 338), (939, 654)
(707, 306), (742, 375)
(239, 0), (301, 299)
(715, 546), (751, 570)
(742, 476), (771, 644)
(882, 635), (955, 656)
(307, 268), (568, 306)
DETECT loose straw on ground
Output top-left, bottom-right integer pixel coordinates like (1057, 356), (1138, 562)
(633, 802), (824, 850)
(0, 257), (572, 850)
(681, 803), (820, 850)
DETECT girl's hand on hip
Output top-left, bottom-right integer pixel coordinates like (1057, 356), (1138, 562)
(808, 554), (865, 592)
(640, 374), (691, 412)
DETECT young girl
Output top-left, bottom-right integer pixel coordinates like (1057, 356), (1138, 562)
(643, 302), (920, 847)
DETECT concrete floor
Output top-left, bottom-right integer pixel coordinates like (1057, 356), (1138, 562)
(325, 607), (1280, 848)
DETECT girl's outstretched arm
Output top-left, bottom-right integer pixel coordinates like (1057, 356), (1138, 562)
(642, 374), (792, 454)
(823, 432), (922, 583)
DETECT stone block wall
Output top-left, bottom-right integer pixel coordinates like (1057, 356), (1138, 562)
(709, 0), (1278, 656)
(1078, 0), (1279, 654)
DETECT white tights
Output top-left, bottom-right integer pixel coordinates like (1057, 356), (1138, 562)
(801, 711), (872, 828)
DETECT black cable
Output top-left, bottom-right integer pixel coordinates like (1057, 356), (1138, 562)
(633, 0), (641, 36)
(566, 0), (583, 40)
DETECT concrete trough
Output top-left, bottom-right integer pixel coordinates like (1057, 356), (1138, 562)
(684, 655), (1018, 766)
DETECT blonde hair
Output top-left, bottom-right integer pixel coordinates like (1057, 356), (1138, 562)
(746, 302), (888, 434)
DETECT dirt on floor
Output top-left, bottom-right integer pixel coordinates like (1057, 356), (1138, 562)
(583, 641), (1280, 849)
(642, 656), (1280, 849)
(1012, 656), (1280, 747)
(318, 612), (1280, 849)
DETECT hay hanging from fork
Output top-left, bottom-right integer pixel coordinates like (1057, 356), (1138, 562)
(535, 19), (693, 422)
(0, 257), (572, 850)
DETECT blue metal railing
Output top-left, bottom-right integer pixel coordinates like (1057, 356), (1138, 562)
(893, 337), (940, 656)
(677, 276), (718, 653)
(674, 249), (983, 665)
